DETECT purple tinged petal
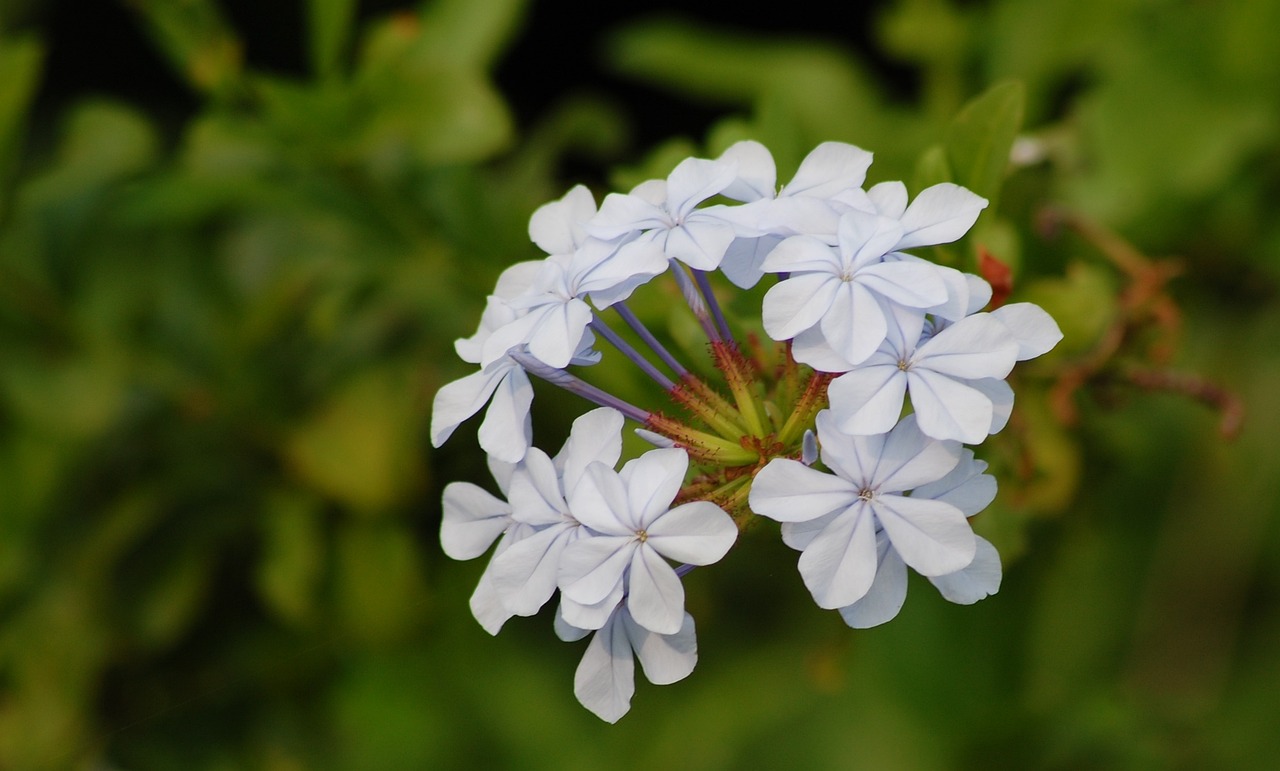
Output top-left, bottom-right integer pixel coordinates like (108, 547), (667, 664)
(761, 272), (840, 341)
(749, 459), (860, 523)
(798, 504), (879, 609)
(872, 494), (975, 576)
(554, 602), (592, 642)
(645, 501), (737, 564)
(814, 410), (883, 484)
(506, 449), (566, 526)
(896, 183), (988, 249)
(573, 610), (635, 723)
(624, 609), (698, 685)
(719, 234), (782, 290)
(790, 325), (859, 372)
(838, 536), (908, 628)
(626, 546), (686, 634)
(525, 299), (593, 370)
(470, 567), (515, 635)
(928, 535), (1001, 604)
(966, 377), (1014, 434)
(780, 510), (838, 551)
(560, 585), (625, 631)
(440, 482), (511, 560)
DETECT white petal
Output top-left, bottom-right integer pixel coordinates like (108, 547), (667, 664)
(556, 407), (625, 494)
(718, 140), (776, 202)
(476, 368), (534, 463)
(429, 366), (506, 448)
(789, 325), (858, 372)
(907, 368), (995, 444)
(780, 510), (838, 551)
(506, 448), (567, 526)
(798, 505), (879, 609)
(470, 566), (515, 635)
(814, 410), (881, 484)
(573, 611), (635, 723)
(856, 260), (949, 309)
(559, 536), (635, 605)
(440, 482), (510, 560)
(624, 609), (698, 685)
(589, 192), (667, 239)
(867, 413), (961, 492)
(626, 546), (686, 634)
(646, 501), (737, 565)
(489, 523), (575, 616)
(663, 219), (737, 270)
(911, 450), (996, 517)
(525, 299), (593, 370)
(928, 536), (1001, 604)
(872, 494), (975, 577)
(820, 280), (887, 367)
(719, 235), (781, 289)
(761, 272), (840, 341)
(666, 156), (737, 217)
(529, 184), (595, 255)
(554, 602), (592, 642)
(568, 462), (637, 535)
(759, 234), (841, 274)
(914, 313), (1018, 380)
(749, 458), (859, 523)
(828, 365), (907, 436)
(619, 448), (688, 529)
(867, 181), (908, 218)
(966, 377), (1014, 434)
(838, 537), (908, 628)
(560, 585), (625, 631)
(784, 142), (873, 199)
(991, 302), (1064, 360)
(896, 183), (988, 249)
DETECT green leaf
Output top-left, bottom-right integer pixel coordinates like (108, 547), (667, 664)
(308, 0), (357, 78)
(127, 0), (242, 95)
(333, 521), (429, 644)
(256, 490), (326, 626)
(0, 34), (42, 193)
(912, 144), (953, 192)
(944, 80), (1025, 207)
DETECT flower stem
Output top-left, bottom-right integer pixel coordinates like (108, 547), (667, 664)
(590, 314), (675, 390)
(510, 350), (651, 424)
(612, 303), (689, 378)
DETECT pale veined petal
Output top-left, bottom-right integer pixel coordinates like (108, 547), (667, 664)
(784, 141), (873, 199)
(814, 409), (884, 484)
(911, 450), (996, 517)
(429, 365), (507, 447)
(619, 448), (688, 529)
(490, 523), (578, 616)
(625, 609), (698, 685)
(866, 414), (961, 492)
(645, 501), (737, 565)
(663, 218), (737, 270)
(626, 546), (686, 634)
(797, 504), (879, 609)
(560, 584), (625, 632)
(476, 368), (534, 463)
(913, 313), (1018, 380)
(761, 272), (840, 341)
(907, 368), (995, 444)
(867, 180), (908, 219)
(506, 448), (566, 526)
(568, 462), (637, 535)
(554, 602), (592, 642)
(965, 377), (1014, 434)
(589, 191), (668, 239)
(838, 535), (908, 629)
(440, 482), (510, 560)
(856, 260), (949, 309)
(666, 156), (738, 217)
(556, 407), (625, 495)
(559, 535), (636, 605)
(573, 610), (635, 723)
(529, 184), (596, 255)
(896, 183), (988, 249)
(759, 234), (842, 274)
(820, 280), (888, 367)
(991, 302), (1064, 360)
(928, 535), (1001, 604)
(749, 458), (860, 523)
(719, 235), (781, 289)
(872, 494), (975, 577)
(718, 140), (777, 202)
(828, 365), (907, 436)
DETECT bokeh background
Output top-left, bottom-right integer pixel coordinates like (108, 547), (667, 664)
(2, 0), (1279, 768)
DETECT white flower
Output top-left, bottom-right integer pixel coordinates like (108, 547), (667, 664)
(826, 303), (1019, 442)
(558, 448), (737, 634)
(760, 209), (952, 367)
(487, 408), (625, 619)
(555, 603), (697, 724)
(588, 156), (742, 271)
(748, 412), (976, 609)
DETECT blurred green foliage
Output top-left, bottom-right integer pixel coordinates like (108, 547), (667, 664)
(0, 0), (1277, 768)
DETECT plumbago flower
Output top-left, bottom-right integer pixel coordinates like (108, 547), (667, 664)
(432, 140), (1062, 721)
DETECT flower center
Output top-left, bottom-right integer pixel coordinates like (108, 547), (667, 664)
(636, 529), (649, 543)
(858, 487), (875, 502)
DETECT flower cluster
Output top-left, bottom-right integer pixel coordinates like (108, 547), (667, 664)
(432, 141), (1061, 722)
